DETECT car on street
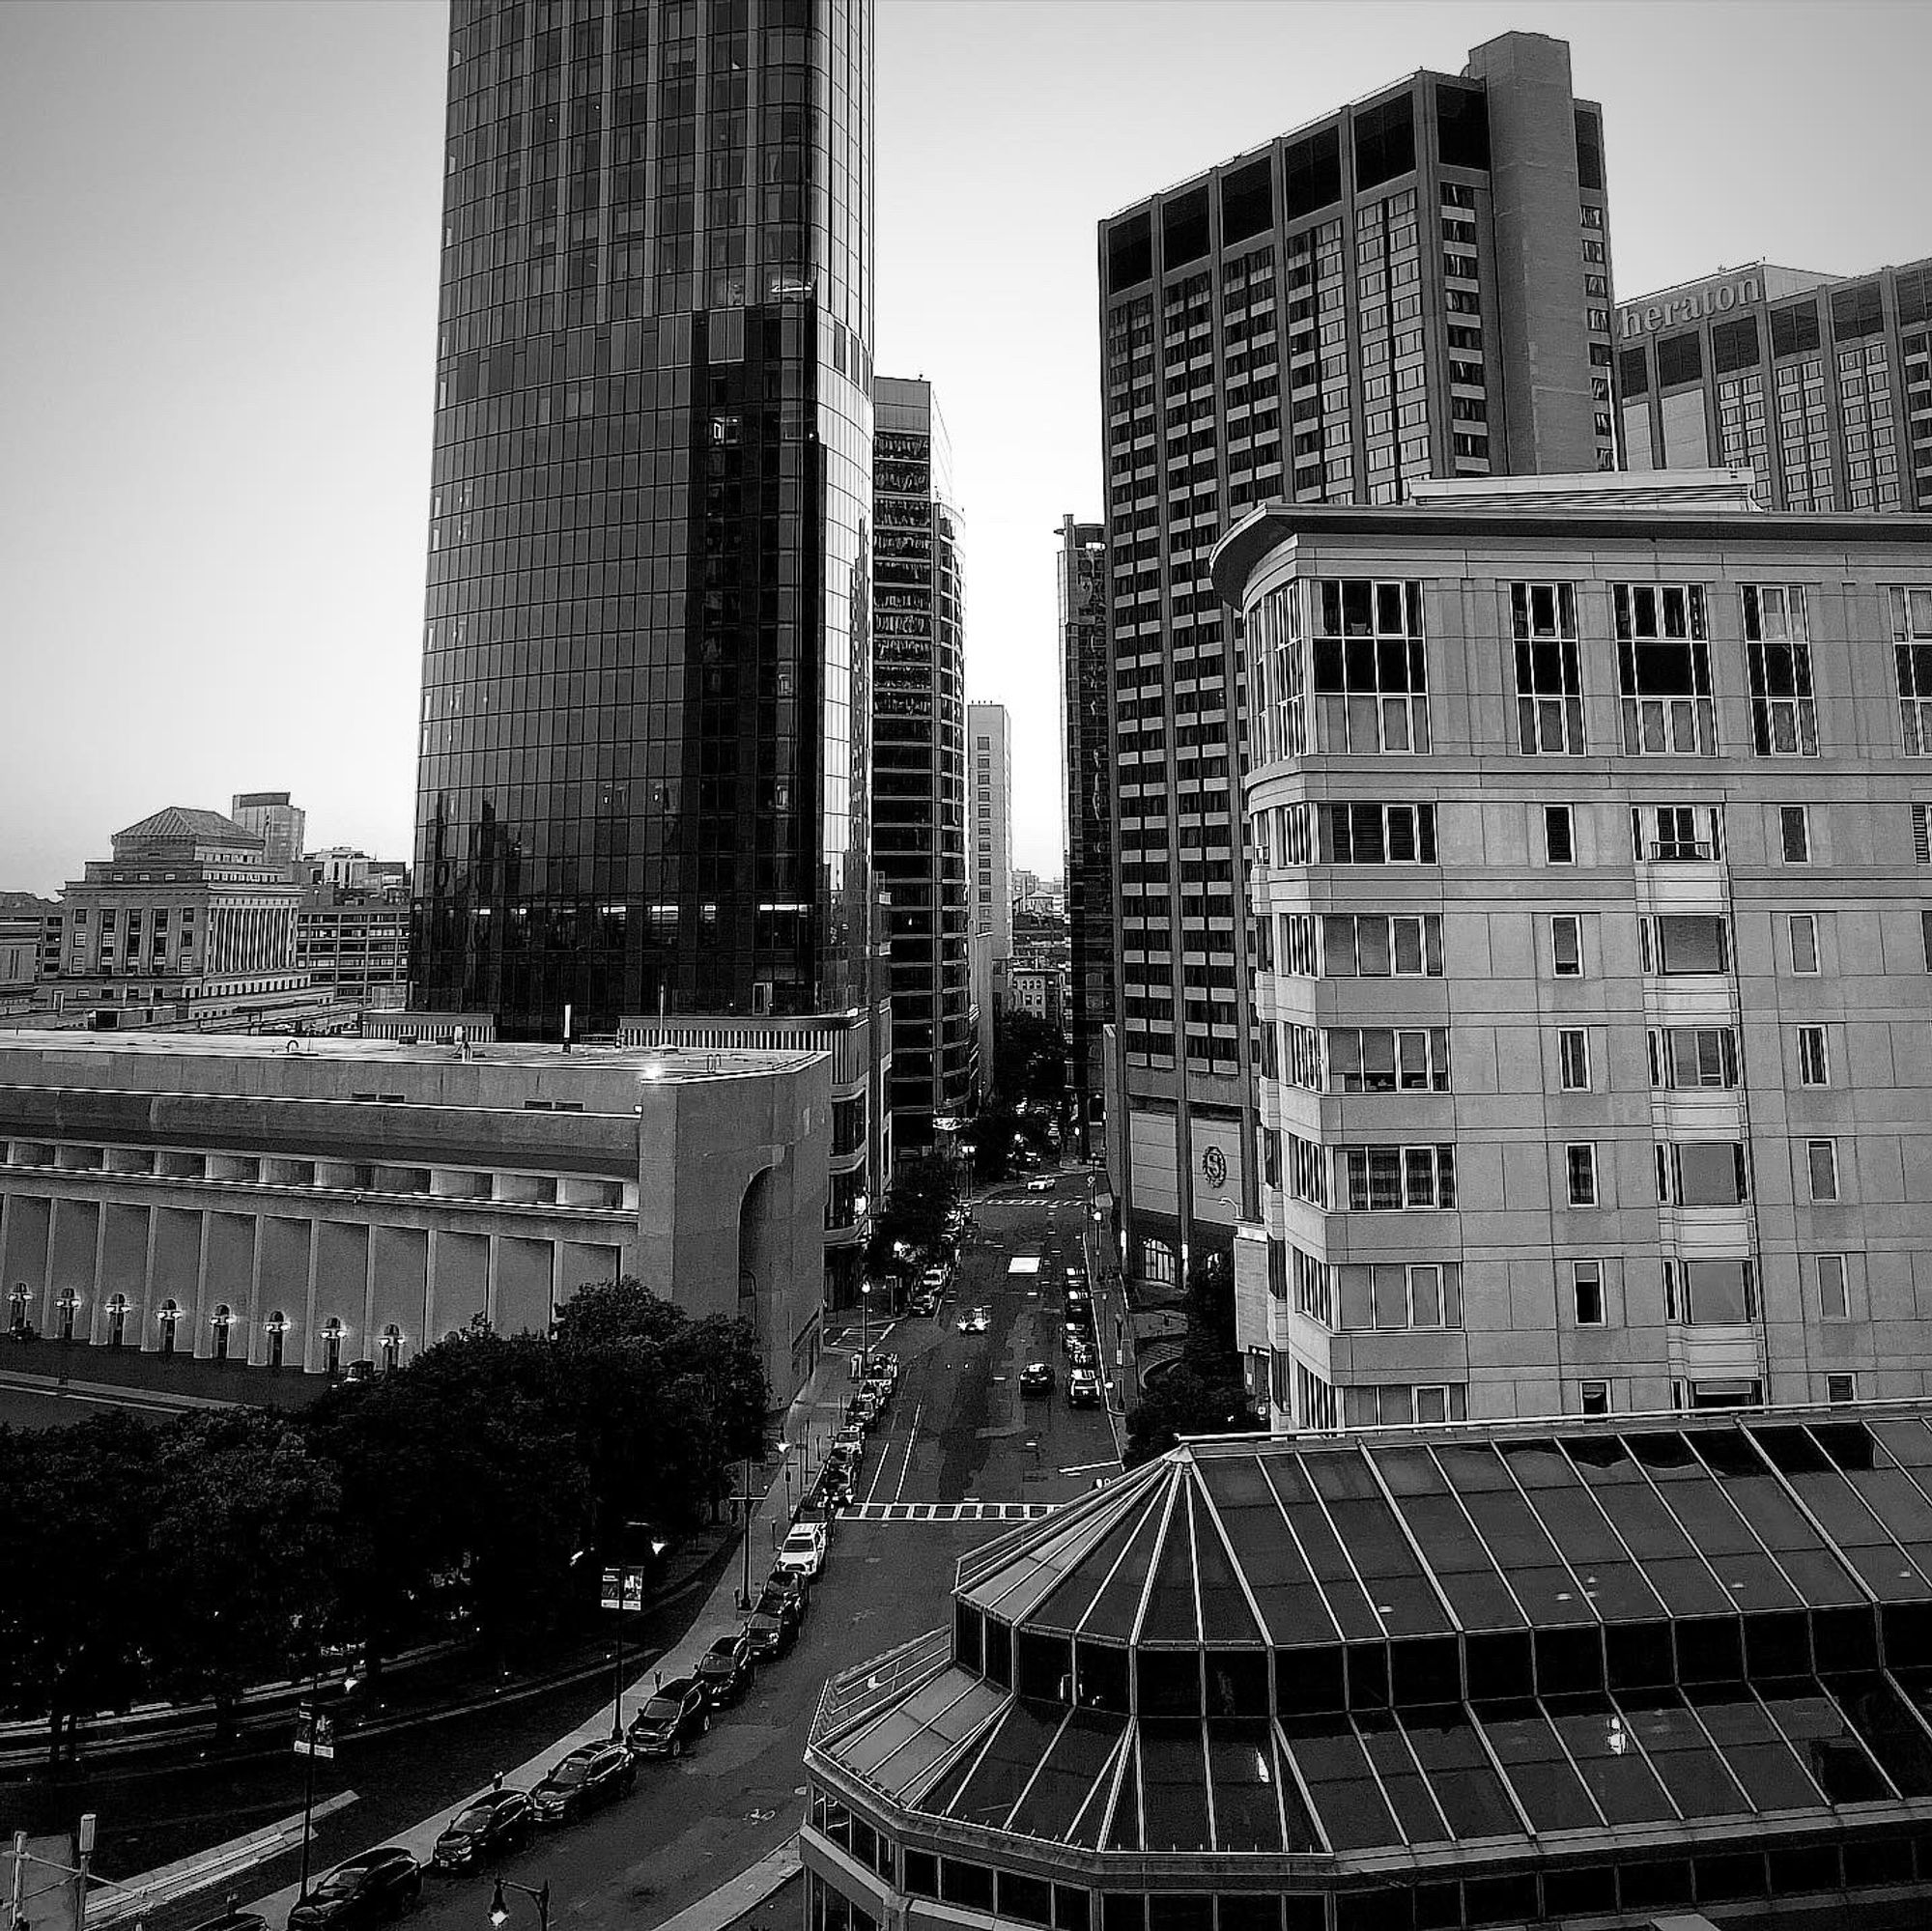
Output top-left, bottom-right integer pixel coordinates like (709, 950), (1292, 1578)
(909, 1291), (939, 1317)
(287, 1849), (423, 1931)
(1018, 1362), (1055, 1396)
(431, 1789), (534, 1871)
(1025, 1178), (1055, 1193)
(747, 1586), (802, 1660)
(1068, 1368), (1103, 1408)
(627, 1673), (710, 1758)
(764, 1565), (811, 1616)
(530, 1740), (636, 1824)
(1067, 1340), (1097, 1370)
(921, 1263), (950, 1292)
(956, 1307), (990, 1334)
(776, 1522), (829, 1578)
(696, 1629), (757, 1708)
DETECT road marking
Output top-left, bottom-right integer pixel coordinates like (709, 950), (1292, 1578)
(1060, 1460), (1118, 1476)
(844, 1502), (1060, 1522)
(891, 1404), (923, 1502)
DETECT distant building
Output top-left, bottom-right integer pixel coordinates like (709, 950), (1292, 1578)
(298, 883), (409, 1009)
(0, 1031), (829, 1405)
(1214, 469), (1932, 1430)
(229, 792), (306, 869)
(1007, 957), (1067, 1034)
(0, 898), (51, 1004)
(1618, 257), (1932, 513)
(872, 376), (974, 1156)
(969, 703), (1013, 968)
(26, 809), (329, 1034)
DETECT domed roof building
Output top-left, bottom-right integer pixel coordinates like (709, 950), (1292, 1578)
(805, 1409), (1932, 1931)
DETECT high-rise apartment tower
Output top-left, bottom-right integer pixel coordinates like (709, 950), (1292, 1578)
(968, 702), (1012, 973)
(1099, 30), (1615, 1290)
(1058, 515), (1113, 1160)
(412, 0), (875, 1041)
(872, 377), (972, 1154)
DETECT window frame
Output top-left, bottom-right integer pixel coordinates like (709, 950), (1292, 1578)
(1797, 1024), (1830, 1087)
(1544, 803), (1576, 864)
(1558, 1028), (1591, 1092)
(1816, 1254), (1851, 1321)
(1788, 912), (1820, 976)
(1579, 1378), (1611, 1415)
(1565, 1142), (1599, 1207)
(1806, 1138), (1840, 1204)
(1573, 1260), (1606, 1326)
(1550, 913), (1583, 978)
(1778, 805), (1811, 864)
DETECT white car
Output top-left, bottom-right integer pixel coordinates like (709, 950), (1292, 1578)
(956, 1308), (990, 1335)
(1025, 1178), (1055, 1194)
(776, 1523), (828, 1579)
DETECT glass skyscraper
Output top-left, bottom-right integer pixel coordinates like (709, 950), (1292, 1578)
(412, 0), (874, 1039)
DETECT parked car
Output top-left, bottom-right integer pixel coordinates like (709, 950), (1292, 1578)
(747, 1587), (802, 1660)
(530, 1741), (635, 1825)
(956, 1308), (989, 1335)
(627, 1674), (709, 1759)
(1019, 1362), (1055, 1396)
(764, 1565), (811, 1616)
(696, 1629), (757, 1708)
(1025, 1178), (1055, 1193)
(920, 1264), (950, 1292)
(1068, 1341), (1097, 1370)
(287, 1850), (422, 1931)
(776, 1522), (828, 1578)
(432, 1789), (533, 1870)
(909, 1291), (939, 1317)
(1068, 1368), (1103, 1408)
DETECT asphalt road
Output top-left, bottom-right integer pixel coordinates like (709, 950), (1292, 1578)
(14, 1168), (1119, 1931)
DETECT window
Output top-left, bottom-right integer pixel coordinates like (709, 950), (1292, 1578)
(1551, 914), (1583, 977)
(1340, 1144), (1457, 1209)
(1335, 1261), (1463, 1330)
(1744, 586), (1817, 754)
(1573, 1261), (1605, 1325)
(1342, 1383), (1469, 1427)
(1923, 909), (1932, 972)
(1657, 1142), (1748, 1207)
(1558, 1029), (1591, 1091)
(1579, 1379), (1611, 1415)
(1916, 802), (1932, 866)
(1319, 801), (1437, 863)
(1789, 913), (1820, 975)
(1649, 1027), (1739, 1088)
(1633, 803), (1721, 862)
(1321, 912), (1443, 976)
(1663, 1258), (1758, 1323)
(1566, 1144), (1599, 1207)
(1891, 586), (1932, 753)
(1817, 1255), (1850, 1320)
(1798, 1025), (1830, 1086)
(1325, 1027), (1451, 1092)
(1807, 1139), (1840, 1203)
(1779, 806), (1810, 863)
(1309, 579), (1430, 752)
(1615, 583), (1715, 754)
(1544, 805), (1575, 864)
(1512, 582), (1584, 753)
(1827, 1373), (1858, 1406)
(1640, 915), (1730, 976)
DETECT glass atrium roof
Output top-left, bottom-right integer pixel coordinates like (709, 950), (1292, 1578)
(810, 1410), (1932, 1861)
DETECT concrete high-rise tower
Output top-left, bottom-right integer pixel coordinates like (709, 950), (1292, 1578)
(968, 703), (1012, 973)
(412, 0), (875, 1041)
(1098, 30), (1616, 1292)
(872, 376), (972, 1154)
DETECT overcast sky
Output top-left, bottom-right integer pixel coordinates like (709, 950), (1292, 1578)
(1, 0), (1927, 895)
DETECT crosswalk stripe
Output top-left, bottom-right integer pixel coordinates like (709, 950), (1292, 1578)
(842, 1501), (1060, 1523)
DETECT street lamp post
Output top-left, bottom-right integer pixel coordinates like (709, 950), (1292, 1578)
(738, 1445), (757, 1610)
(295, 1663), (357, 1907)
(610, 1529), (668, 1740)
(859, 1281), (871, 1370)
(489, 1878), (552, 1931)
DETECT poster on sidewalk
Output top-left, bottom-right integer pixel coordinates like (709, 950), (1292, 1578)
(601, 1566), (646, 1612)
(293, 1709), (335, 1759)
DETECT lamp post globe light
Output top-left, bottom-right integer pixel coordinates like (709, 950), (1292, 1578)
(489, 1877), (552, 1931)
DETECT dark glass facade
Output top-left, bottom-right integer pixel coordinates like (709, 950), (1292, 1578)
(1058, 515), (1112, 1162)
(412, 0), (874, 1038)
(872, 378), (971, 1153)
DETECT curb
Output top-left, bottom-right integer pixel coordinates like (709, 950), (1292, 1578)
(649, 1840), (800, 1931)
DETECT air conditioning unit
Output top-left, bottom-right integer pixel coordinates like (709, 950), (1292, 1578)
(752, 980), (774, 1016)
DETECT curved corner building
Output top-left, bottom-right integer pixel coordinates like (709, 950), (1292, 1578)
(806, 1408), (1932, 1931)
(412, 0), (873, 1039)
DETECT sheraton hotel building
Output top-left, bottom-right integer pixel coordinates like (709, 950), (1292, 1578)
(806, 1406), (1932, 1931)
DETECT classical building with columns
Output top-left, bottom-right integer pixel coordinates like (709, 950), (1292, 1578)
(0, 1031), (830, 1406)
(24, 807), (333, 1033)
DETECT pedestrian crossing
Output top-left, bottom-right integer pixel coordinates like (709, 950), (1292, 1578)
(843, 1500), (1060, 1523)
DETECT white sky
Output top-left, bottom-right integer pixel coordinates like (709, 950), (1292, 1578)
(1, 0), (1927, 895)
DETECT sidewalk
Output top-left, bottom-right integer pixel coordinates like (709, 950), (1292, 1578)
(241, 1349), (853, 1928)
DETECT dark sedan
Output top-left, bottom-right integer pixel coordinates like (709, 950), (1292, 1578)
(529, 1742), (635, 1826)
(696, 1629), (756, 1708)
(627, 1673), (709, 1758)
(287, 1850), (421, 1931)
(764, 1566), (811, 1617)
(431, 1789), (533, 1871)
(1019, 1362), (1055, 1396)
(747, 1589), (801, 1661)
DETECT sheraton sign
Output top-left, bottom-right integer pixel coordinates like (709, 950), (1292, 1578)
(1618, 271), (1762, 340)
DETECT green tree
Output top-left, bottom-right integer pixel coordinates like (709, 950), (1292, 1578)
(992, 1009), (1066, 1108)
(866, 1153), (959, 1274)
(551, 1275), (686, 1350)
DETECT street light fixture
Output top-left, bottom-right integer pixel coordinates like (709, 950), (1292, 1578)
(489, 1878), (552, 1931)
(859, 1280), (872, 1371)
(609, 1526), (668, 1740)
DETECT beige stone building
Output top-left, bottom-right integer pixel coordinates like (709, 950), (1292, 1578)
(0, 1032), (830, 1405)
(1213, 470), (1932, 1427)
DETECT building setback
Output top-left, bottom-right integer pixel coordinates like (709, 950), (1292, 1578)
(872, 376), (973, 1156)
(1100, 30), (1615, 1293)
(968, 702), (1012, 974)
(0, 1032), (829, 1404)
(806, 1409), (1932, 1931)
(1618, 256), (1932, 514)
(1058, 514), (1114, 1162)
(1212, 470), (1932, 1430)
(411, 0), (875, 1040)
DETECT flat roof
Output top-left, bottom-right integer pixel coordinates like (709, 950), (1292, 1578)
(0, 1030), (821, 1081)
